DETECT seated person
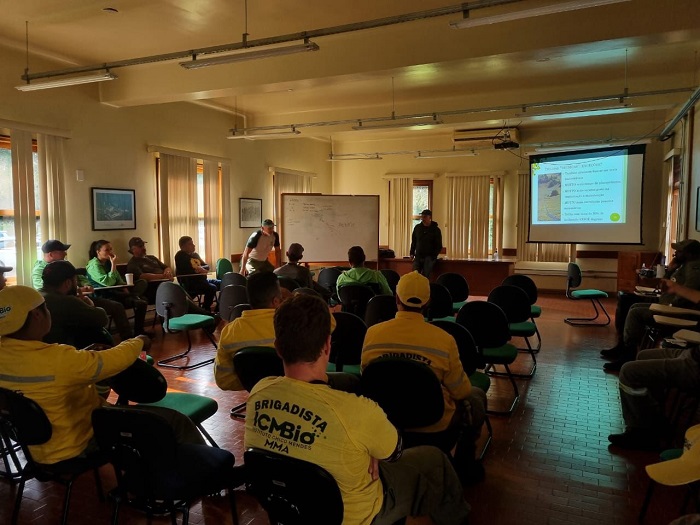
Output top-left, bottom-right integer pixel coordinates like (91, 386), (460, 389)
(0, 286), (207, 465)
(362, 270), (487, 483)
(126, 236), (212, 317)
(274, 243), (331, 300)
(603, 239), (700, 371)
(336, 246), (392, 296)
(245, 293), (470, 525)
(33, 239), (135, 341)
(240, 219), (281, 276)
(40, 260), (112, 348)
(174, 235), (219, 312)
(215, 271), (350, 393)
(86, 239), (152, 338)
(0, 260), (11, 291)
(609, 279), (700, 450)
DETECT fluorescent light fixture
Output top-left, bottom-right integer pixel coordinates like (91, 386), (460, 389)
(181, 40), (319, 70)
(450, 0), (631, 29)
(227, 126), (301, 140)
(327, 153), (382, 161)
(352, 114), (442, 131)
(15, 71), (117, 91)
(526, 106), (633, 121)
(532, 138), (652, 153)
(415, 149), (479, 159)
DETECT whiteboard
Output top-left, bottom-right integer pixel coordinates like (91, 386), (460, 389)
(281, 194), (379, 262)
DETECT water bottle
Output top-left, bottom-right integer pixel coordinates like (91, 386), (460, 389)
(493, 250), (499, 260)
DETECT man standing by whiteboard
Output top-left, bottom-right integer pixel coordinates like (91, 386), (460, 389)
(410, 209), (442, 278)
(240, 219), (281, 276)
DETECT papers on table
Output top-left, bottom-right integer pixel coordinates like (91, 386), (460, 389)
(636, 286), (658, 293)
(652, 315), (698, 327)
(673, 329), (700, 344)
(649, 303), (700, 317)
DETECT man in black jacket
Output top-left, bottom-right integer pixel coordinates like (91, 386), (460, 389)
(410, 209), (442, 278)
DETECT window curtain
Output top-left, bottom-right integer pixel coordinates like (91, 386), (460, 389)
(387, 177), (413, 257)
(10, 130), (37, 285)
(220, 163), (233, 262)
(272, 168), (312, 244)
(517, 172), (571, 262)
(37, 134), (67, 243)
(446, 174), (491, 259)
(158, 153), (197, 266)
(203, 160), (220, 265)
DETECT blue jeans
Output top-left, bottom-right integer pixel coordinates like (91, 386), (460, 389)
(412, 256), (436, 278)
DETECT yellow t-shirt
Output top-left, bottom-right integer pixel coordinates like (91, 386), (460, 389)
(245, 377), (399, 525)
(214, 309), (276, 391)
(361, 310), (471, 432)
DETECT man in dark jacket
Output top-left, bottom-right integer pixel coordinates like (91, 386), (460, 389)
(410, 209), (442, 278)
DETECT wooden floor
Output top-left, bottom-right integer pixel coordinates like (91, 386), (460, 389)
(0, 293), (693, 524)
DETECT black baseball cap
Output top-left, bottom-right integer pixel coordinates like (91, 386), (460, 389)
(262, 219), (275, 227)
(128, 237), (147, 248)
(420, 209), (432, 216)
(0, 260), (12, 273)
(42, 260), (77, 287)
(42, 240), (71, 253)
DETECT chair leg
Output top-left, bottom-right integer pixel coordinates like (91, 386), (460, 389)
(564, 298), (611, 326)
(12, 475), (27, 525)
(230, 402), (246, 419)
(638, 480), (655, 523)
(93, 467), (105, 502)
(61, 479), (76, 525)
(157, 330), (215, 370)
(0, 427), (23, 481)
(530, 318), (542, 353)
(196, 422), (219, 448)
(478, 415), (493, 461)
(485, 363), (520, 416)
(511, 336), (537, 379)
(228, 487), (239, 525)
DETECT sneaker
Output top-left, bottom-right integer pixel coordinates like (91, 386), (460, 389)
(608, 429), (660, 450)
(603, 359), (630, 372)
(600, 343), (624, 358)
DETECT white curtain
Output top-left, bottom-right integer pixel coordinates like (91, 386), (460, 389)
(220, 163), (233, 262)
(517, 172), (571, 262)
(447, 175), (491, 259)
(158, 153), (197, 266)
(203, 159), (220, 265)
(272, 168), (312, 246)
(388, 177), (413, 257)
(37, 134), (67, 243)
(10, 130), (37, 285)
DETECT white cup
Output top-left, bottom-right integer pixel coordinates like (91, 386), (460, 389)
(125, 273), (134, 286)
(656, 264), (665, 278)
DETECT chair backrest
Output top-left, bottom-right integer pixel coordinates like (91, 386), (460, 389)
(232, 346), (284, 393)
(105, 358), (168, 404)
(338, 284), (375, 319)
(360, 357), (444, 429)
(567, 262), (582, 292)
(221, 271), (248, 288)
(487, 285), (532, 324)
(364, 294), (398, 327)
(277, 276), (300, 292)
(436, 272), (469, 303)
(216, 258), (234, 280)
(502, 274), (538, 305)
(218, 284), (249, 322)
(430, 320), (482, 375)
(330, 312), (367, 368)
(317, 268), (342, 294)
(294, 287), (322, 298)
(244, 448), (343, 525)
(379, 269), (400, 294)
(424, 282), (453, 320)
(230, 303), (252, 321)
(0, 387), (52, 447)
(456, 300), (511, 349)
(155, 281), (188, 319)
(92, 406), (178, 497)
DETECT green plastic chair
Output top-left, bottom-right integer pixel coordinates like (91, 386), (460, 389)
(216, 258), (234, 280)
(565, 262), (610, 326)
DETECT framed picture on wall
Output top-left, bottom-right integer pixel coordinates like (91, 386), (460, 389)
(240, 198), (262, 228)
(91, 187), (136, 230)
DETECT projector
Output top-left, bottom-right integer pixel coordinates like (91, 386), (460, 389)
(494, 141), (520, 150)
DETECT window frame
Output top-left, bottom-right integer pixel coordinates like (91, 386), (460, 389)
(412, 179), (433, 222)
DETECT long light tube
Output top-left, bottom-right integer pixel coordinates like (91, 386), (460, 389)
(15, 71), (117, 91)
(450, 0), (631, 29)
(181, 40), (319, 70)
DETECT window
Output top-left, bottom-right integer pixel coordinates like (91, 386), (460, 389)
(0, 136), (41, 284)
(412, 180), (433, 227)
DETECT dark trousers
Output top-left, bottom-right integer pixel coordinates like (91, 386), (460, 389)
(614, 291), (657, 342)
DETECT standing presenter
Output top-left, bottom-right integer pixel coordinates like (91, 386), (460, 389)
(240, 219), (281, 276)
(410, 209), (442, 278)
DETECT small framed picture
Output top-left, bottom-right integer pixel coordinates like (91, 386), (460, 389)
(240, 198), (262, 228)
(91, 187), (136, 230)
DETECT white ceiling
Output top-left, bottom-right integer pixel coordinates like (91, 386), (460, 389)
(2, 0), (699, 142)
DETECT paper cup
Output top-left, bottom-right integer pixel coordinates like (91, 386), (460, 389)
(125, 273), (134, 286)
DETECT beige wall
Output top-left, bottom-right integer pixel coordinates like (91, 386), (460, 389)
(1, 45), (331, 273)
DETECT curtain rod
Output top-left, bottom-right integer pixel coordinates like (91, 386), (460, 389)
(147, 145), (231, 165)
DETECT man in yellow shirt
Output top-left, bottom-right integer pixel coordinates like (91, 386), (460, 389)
(362, 271), (487, 483)
(245, 293), (469, 525)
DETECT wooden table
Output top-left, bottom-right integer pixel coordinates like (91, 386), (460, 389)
(378, 258), (515, 296)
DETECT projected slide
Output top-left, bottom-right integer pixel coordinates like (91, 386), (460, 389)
(532, 152), (626, 225)
(528, 145), (645, 245)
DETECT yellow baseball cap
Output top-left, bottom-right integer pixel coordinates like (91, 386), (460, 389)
(396, 271), (430, 307)
(646, 424), (700, 486)
(0, 286), (46, 336)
